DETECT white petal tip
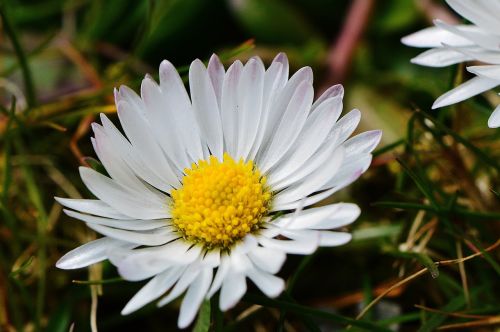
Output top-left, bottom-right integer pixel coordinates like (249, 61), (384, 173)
(369, 130), (383, 144)
(120, 306), (135, 316)
(350, 204), (362, 220)
(160, 59), (173, 67)
(273, 52), (288, 63)
(432, 98), (450, 109)
(177, 322), (188, 329)
(488, 107), (500, 128)
(209, 53), (221, 63)
(267, 282), (285, 298)
(55, 257), (73, 270)
(400, 35), (412, 46)
(191, 58), (205, 68)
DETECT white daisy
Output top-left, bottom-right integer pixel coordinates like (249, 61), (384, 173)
(56, 53), (381, 328)
(402, 0), (500, 128)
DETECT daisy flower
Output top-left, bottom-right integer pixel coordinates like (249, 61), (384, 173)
(56, 53), (381, 328)
(402, 0), (500, 128)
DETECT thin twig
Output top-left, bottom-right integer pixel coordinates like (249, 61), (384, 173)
(414, 304), (485, 319)
(437, 316), (500, 330)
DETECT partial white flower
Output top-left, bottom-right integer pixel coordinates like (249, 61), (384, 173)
(402, 0), (500, 128)
(56, 53), (381, 328)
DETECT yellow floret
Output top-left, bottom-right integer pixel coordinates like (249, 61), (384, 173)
(171, 153), (271, 249)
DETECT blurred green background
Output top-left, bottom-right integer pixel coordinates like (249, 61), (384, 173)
(1, 0), (499, 331)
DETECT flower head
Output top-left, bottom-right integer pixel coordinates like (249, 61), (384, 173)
(56, 53), (381, 328)
(402, 0), (500, 128)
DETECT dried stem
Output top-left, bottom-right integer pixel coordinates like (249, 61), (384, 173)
(355, 239), (500, 321)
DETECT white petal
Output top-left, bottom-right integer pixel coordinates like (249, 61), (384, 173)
(189, 59), (224, 159)
(157, 264), (202, 307)
(154, 63), (206, 164)
(274, 166), (364, 211)
(116, 85), (146, 117)
(258, 236), (318, 255)
(92, 124), (149, 192)
(228, 251), (253, 273)
(141, 76), (191, 170)
(56, 237), (128, 269)
(221, 60), (243, 156)
(99, 114), (172, 192)
(202, 248), (221, 267)
(115, 242), (202, 281)
(275, 203), (360, 230)
(488, 104), (500, 128)
(116, 100), (180, 187)
(86, 223), (175, 246)
(206, 254), (230, 298)
(321, 153), (373, 190)
(247, 246), (286, 274)
(178, 268), (213, 328)
(432, 76), (499, 109)
(410, 47), (471, 67)
(219, 272), (246, 311)
(256, 66), (312, 162)
(270, 53), (289, 88)
(55, 197), (131, 219)
(343, 130), (382, 155)
(328, 109), (361, 147)
(63, 209), (168, 231)
(273, 147), (344, 205)
(236, 58), (265, 160)
(434, 19), (500, 51)
(401, 25), (474, 47)
(467, 65), (500, 81)
(268, 96), (343, 185)
(79, 167), (170, 219)
(247, 268), (284, 298)
(270, 135), (341, 191)
(318, 231), (352, 246)
(446, 0), (500, 35)
(259, 80), (314, 172)
(232, 234), (258, 255)
(121, 267), (185, 315)
(247, 60), (284, 160)
(281, 229), (352, 247)
(448, 46), (500, 64)
(312, 84), (344, 111)
(207, 54), (225, 108)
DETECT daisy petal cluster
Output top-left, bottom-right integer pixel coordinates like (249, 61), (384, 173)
(402, 0), (500, 128)
(56, 53), (381, 328)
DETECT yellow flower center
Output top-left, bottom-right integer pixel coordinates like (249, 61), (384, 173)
(171, 153), (271, 249)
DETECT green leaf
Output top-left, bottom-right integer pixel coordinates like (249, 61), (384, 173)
(83, 157), (108, 176)
(244, 293), (392, 332)
(373, 139), (404, 156)
(192, 300), (211, 332)
(396, 158), (439, 209)
(45, 301), (72, 332)
(9, 256), (34, 278)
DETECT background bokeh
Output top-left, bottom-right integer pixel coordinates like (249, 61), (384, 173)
(1, 0), (499, 331)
